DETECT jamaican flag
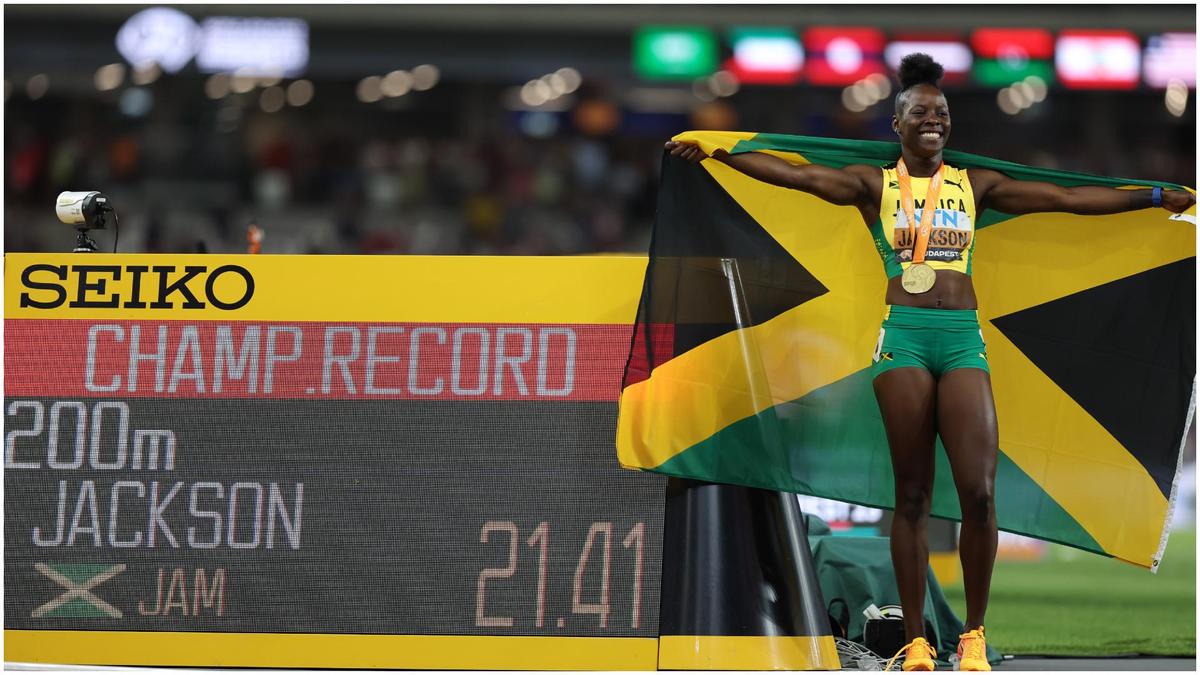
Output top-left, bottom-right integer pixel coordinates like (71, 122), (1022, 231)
(617, 131), (1196, 571)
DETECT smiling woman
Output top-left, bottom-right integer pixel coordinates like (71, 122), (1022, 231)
(894, 55), (952, 153)
(664, 50), (1195, 673)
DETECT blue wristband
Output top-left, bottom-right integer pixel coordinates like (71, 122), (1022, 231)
(1152, 186), (1163, 208)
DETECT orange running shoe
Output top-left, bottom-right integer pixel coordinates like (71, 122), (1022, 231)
(885, 636), (937, 671)
(956, 626), (991, 671)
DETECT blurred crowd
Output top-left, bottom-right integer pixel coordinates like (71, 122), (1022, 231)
(5, 92), (661, 255)
(4, 83), (1195, 256)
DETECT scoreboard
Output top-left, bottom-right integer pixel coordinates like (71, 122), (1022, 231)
(4, 254), (666, 669)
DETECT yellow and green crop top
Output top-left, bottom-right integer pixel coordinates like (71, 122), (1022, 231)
(869, 163), (978, 278)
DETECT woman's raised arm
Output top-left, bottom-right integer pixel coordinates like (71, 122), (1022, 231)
(970, 167), (1195, 215)
(666, 140), (876, 209)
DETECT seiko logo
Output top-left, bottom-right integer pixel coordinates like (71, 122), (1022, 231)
(19, 264), (255, 310)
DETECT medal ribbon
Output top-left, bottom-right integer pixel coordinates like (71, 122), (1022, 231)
(896, 158), (944, 265)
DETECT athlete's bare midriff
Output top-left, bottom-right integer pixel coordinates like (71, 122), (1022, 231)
(885, 269), (978, 309)
(857, 166), (980, 311)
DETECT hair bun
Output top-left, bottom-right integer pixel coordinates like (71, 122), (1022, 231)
(898, 53), (944, 90)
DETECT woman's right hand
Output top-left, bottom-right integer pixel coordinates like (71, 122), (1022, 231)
(1162, 189), (1196, 214)
(665, 140), (709, 163)
(664, 138), (877, 210)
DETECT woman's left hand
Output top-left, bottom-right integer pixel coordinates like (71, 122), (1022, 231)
(1163, 189), (1196, 214)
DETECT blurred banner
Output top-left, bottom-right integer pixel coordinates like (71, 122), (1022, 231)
(4, 254), (664, 669)
(617, 131), (1196, 571)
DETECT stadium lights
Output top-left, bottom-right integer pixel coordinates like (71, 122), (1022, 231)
(94, 64), (126, 92)
(861, 72), (891, 99)
(709, 70), (740, 97)
(286, 80), (314, 107)
(357, 65), (441, 104)
(555, 67), (582, 93)
(503, 85), (572, 112)
(517, 67), (580, 108)
(538, 74), (561, 96)
(1010, 81), (1034, 107)
(1024, 75), (1048, 102)
(116, 7), (198, 73)
(119, 87), (153, 117)
(545, 73), (569, 95)
(411, 64), (440, 91)
(382, 70), (414, 97)
(205, 73), (231, 99)
(26, 74), (48, 100)
(131, 63), (161, 85)
(849, 82), (873, 107)
(691, 78), (716, 102)
(116, 8), (309, 77)
(259, 86), (285, 113)
(231, 70), (257, 94)
(692, 70), (740, 101)
(996, 87), (1021, 115)
(840, 73), (889, 113)
(193, 16), (309, 77)
(357, 76), (383, 103)
(521, 80), (552, 106)
(208, 82), (228, 101)
(996, 76), (1047, 116)
(841, 86), (867, 112)
(1165, 79), (1189, 117)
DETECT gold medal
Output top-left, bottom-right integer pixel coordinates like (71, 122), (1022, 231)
(901, 262), (936, 294)
(895, 159), (945, 295)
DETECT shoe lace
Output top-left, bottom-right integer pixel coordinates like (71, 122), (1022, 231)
(884, 637), (936, 672)
(958, 627), (986, 662)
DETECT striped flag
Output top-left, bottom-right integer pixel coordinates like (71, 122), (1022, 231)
(617, 130), (1196, 570)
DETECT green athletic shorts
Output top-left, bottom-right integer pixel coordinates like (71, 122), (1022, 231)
(870, 305), (990, 379)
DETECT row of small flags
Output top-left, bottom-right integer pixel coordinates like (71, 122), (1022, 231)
(637, 26), (1195, 90)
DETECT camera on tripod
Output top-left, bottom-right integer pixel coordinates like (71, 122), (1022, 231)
(56, 191), (115, 252)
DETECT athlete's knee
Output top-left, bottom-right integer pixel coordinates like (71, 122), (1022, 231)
(894, 483), (932, 523)
(958, 485), (995, 526)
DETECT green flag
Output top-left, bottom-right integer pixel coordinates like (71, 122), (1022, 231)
(618, 131), (1195, 570)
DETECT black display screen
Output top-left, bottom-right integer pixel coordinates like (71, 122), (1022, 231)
(5, 398), (664, 635)
(5, 255), (665, 649)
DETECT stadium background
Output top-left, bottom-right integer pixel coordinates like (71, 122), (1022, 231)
(4, 2), (1196, 662)
(4, 4), (1195, 256)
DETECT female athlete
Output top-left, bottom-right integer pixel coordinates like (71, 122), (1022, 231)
(666, 53), (1194, 671)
